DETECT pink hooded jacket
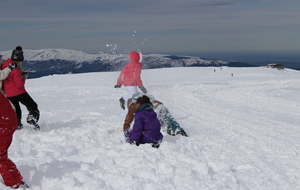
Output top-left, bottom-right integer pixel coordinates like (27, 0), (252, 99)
(116, 51), (143, 87)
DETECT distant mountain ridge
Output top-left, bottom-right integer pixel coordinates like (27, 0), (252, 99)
(0, 48), (255, 78)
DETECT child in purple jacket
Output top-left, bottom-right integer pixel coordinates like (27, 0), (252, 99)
(124, 95), (163, 148)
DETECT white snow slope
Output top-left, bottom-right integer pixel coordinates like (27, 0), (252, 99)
(3, 67), (300, 190)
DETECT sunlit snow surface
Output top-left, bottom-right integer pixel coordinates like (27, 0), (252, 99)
(4, 67), (300, 190)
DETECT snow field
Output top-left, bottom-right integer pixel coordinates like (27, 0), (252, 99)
(2, 67), (300, 190)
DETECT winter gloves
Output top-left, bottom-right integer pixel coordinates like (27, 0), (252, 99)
(8, 63), (17, 70)
(11, 46), (24, 62)
(139, 86), (147, 94)
(114, 84), (122, 88)
(119, 97), (125, 110)
(22, 72), (28, 80)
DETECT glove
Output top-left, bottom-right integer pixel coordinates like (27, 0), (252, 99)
(22, 72), (28, 79)
(114, 84), (122, 88)
(139, 86), (147, 93)
(8, 63), (17, 70)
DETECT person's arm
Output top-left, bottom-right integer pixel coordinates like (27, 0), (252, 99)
(154, 100), (163, 105)
(123, 104), (136, 131)
(152, 100), (163, 109)
(0, 67), (11, 80)
(116, 67), (125, 86)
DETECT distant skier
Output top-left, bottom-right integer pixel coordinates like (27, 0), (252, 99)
(123, 92), (188, 137)
(1, 46), (40, 130)
(114, 51), (147, 114)
(124, 95), (163, 148)
(0, 92), (28, 189)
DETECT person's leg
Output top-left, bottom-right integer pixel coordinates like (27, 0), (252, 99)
(0, 93), (26, 187)
(121, 86), (137, 115)
(123, 86), (138, 103)
(0, 133), (23, 187)
(119, 97), (126, 110)
(157, 105), (188, 136)
(154, 104), (169, 132)
(17, 92), (39, 124)
(7, 97), (21, 122)
(7, 97), (23, 129)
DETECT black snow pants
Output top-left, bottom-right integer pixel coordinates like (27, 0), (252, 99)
(8, 92), (39, 124)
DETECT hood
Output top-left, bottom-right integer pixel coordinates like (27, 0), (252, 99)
(129, 51), (141, 63)
(136, 103), (153, 112)
(1, 58), (13, 68)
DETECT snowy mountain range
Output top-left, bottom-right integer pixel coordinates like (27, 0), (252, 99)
(0, 48), (254, 78)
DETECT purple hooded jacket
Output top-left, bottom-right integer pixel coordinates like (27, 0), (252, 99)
(125, 103), (163, 146)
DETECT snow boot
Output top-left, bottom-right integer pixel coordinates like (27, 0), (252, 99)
(176, 130), (188, 137)
(11, 181), (29, 189)
(26, 114), (40, 131)
(167, 125), (175, 136)
(119, 97), (125, 110)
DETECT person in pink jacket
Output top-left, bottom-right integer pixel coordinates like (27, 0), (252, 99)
(1, 46), (40, 131)
(114, 51), (147, 113)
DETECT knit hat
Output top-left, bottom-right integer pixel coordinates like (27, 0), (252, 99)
(11, 46), (24, 62)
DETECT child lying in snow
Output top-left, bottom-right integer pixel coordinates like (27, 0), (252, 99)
(123, 92), (188, 137)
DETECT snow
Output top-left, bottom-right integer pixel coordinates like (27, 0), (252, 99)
(3, 66), (300, 190)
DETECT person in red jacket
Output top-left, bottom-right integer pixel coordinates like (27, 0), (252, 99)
(0, 92), (28, 189)
(1, 46), (40, 131)
(114, 51), (147, 114)
(0, 54), (17, 92)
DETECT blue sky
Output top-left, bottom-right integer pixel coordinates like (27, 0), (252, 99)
(1, 0), (299, 61)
